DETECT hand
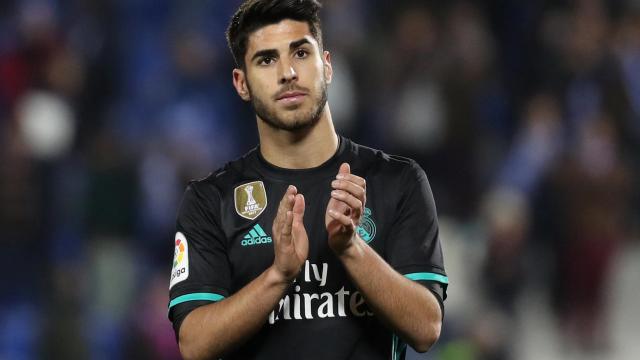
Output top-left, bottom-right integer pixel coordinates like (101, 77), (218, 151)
(271, 185), (308, 283)
(325, 163), (366, 255)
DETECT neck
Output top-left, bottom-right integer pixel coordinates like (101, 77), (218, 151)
(258, 105), (339, 169)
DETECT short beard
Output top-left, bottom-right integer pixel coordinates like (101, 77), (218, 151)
(249, 80), (328, 132)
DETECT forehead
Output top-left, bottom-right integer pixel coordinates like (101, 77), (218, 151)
(246, 19), (317, 54)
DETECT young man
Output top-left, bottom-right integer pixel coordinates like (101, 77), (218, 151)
(168, 1), (448, 359)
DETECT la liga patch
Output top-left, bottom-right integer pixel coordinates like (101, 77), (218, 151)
(170, 232), (189, 289)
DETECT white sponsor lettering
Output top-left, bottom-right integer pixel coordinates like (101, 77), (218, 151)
(336, 286), (348, 317)
(268, 263), (374, 324)
(318, 293), (334, 318)
(303, 260), (328, 286)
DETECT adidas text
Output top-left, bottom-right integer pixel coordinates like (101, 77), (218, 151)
(241, 236), (272, 246)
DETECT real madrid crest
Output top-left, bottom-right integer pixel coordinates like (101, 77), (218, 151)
(234, 181), (268, 220)
(356, 207), (377, 243)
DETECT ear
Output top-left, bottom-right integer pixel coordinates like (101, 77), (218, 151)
(323, 50), (333, 84)
(232, 68), (251, 101)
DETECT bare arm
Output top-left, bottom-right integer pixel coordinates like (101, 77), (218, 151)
(326, 163), (442, 352)
(336, 237), (442, 352)
(179, 186), (308, 360)
(179, 266), (290, 360)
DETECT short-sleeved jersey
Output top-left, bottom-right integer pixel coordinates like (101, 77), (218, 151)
(168, 136), (448, 360)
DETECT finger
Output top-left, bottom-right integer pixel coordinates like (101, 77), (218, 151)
(326, 196), (351, 220)
(281, 210), (293, 239)
(276, 185), (298, 220)
(331, 179), (366, 201)
(276, 186), (295, 219)
(335, 173), (366, 190)
(292, 194), (305, 219)
(338, 162), (350, 176)
(284, 185), (297, 207)
(273, 185), (297, 236)
(294, 223), (309, 261)
(292, 194), (308, 256)
(327, 209), (356, 230)
(330, 190), (363, 216)
(282, 194), (304, 247)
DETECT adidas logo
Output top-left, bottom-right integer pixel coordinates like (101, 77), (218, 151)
(241, 223), (273, 247)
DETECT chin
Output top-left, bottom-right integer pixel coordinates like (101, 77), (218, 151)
(281, 116), (318, 131)
(261, 111), (319, 131)
(254, 94), (326, 132)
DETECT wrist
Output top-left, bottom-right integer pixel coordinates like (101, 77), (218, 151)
(266, 265), (295, 287)
(334, 234), (366, 260)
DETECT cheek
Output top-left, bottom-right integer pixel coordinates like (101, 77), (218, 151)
(303, 61), (326, 86)
(313, 60), (325, 78)
(247, 74), (276, 98)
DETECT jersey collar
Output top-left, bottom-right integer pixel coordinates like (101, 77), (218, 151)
(253, 135), (350, 181)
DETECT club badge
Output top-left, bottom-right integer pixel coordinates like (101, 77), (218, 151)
(357, 207), (377, 243)
(234, 181), (267, 220)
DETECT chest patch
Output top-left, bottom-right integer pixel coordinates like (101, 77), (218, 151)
(234, 181), (268, 220)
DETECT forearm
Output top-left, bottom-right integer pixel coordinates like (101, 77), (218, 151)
(178, 266), (289, 360)
(337, 237), (442, 352)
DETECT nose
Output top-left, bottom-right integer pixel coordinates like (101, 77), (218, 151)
(279, 60), (298, 85)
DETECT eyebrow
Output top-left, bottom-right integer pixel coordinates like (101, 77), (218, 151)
(250, 38), (312, 63)
(251, 49), (278, 63)
(289, 38), (311, 50)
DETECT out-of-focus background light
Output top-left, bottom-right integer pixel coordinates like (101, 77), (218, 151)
(0, 0), (638, 359)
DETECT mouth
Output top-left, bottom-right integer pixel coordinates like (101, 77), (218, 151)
(275, 91), (307, 105)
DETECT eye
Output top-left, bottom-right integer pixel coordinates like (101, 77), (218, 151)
(259, 57), (275, 66)
(295, 49), (308, 58)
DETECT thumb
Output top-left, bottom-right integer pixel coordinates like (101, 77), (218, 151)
(338, 162), (350, 176)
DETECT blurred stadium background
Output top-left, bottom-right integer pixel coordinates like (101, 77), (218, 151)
(1, 0), (639, 359)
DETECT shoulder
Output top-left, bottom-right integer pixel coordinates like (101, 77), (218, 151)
(187, 146), (261, 195)
(178, 147), (261, 222)
(346, 139), (425, 182)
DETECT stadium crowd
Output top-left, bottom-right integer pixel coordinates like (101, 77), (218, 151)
(1, 0), (638, 359)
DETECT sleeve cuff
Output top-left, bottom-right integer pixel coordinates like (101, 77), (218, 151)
(169, 292), (226, 310)
(403, 272), (449, 284)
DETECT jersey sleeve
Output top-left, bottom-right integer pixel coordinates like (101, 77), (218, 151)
(168, 182), (231, 337)
(386, 161), (448, 307)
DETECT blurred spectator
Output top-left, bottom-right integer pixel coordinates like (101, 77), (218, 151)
(496, 94), (563, 196)
(613, 9), (640, 234)
(127, 273), (181, 360)
(440, 1), (507, 218)
(482, 188), (529, 316)
(549, 118), (631, 351)
(614, 10), (640, 138)
(476, 188), (529, 360)
(17, 90), (76, 160)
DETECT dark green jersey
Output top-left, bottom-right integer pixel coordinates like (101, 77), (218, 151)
(168, 136), (448, 360)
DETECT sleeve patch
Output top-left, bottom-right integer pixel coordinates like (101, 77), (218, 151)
(169, 232), (190, 289)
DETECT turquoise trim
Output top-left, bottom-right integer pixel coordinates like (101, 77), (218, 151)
(391, 333), (407, 360)
(391, 334), (397, 360)
(398, 341), (407, 358)
(255, 224), (267, 236)
(404, 272), (449, 284)
(169, 292), (225, 309)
